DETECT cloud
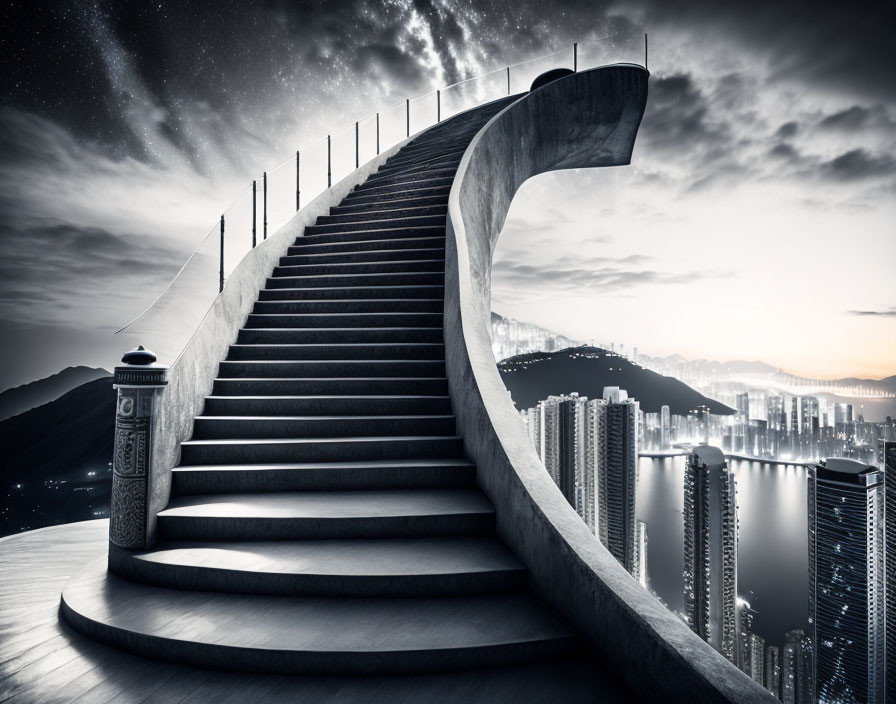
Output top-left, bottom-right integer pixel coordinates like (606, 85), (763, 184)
(776, 122), (799, 139)
(492, 254), (709, 295)
(847, 307), (896, 317)
(0, 223), (185, 327)
(821, 149), (896, 182)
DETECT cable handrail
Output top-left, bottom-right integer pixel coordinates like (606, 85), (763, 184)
(117, 31), (647, 343)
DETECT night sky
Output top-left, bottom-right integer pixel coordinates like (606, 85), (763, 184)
(1, 0), (894, 389)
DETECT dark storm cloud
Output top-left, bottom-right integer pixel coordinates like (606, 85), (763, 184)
(847, 307), (896, 317)
(641, 0), (896, 101)
(821, 149), (896, 182)
(776, 122), (799, 139)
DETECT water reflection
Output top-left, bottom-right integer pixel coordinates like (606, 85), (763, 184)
(637, 457), (808, 648)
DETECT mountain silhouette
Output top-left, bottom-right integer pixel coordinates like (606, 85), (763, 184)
(498, 345), (733, 415)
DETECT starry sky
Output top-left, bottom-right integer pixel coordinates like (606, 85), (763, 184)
(0, 0), (894, 390)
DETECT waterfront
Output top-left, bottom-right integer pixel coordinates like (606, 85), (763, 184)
(637, 456), (809, 650)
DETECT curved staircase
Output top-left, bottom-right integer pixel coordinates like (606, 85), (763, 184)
(61, 98), (598, 678)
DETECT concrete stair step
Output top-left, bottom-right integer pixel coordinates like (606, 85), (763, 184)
(171, 458), (475, 494)
(305, 215), (445, 234)
(191, 414), (457, 439)
(330, 194), (448, 215)
(287, 235), (445, 256)
(293, 226), (446, 247)
(211, 377), (449, 396)
(352, 175), (454, 196)
(115, 536), (526, 597)
(321, 203), (445, 222)
(251, 299), (443, 315)
(156, 488), (494, 540)
(236, 327), (443, 344)
(203, 394), (451, 416)
(266, 271), (444, 289)
(179, 434), (463, 464)
(217, 359), (445, 378)
(360, 168), (457, 189)
(377, 151), (464, 173)
(278, 248), (444, 266)
(271, 259), (445, 277)
(62, 561), (576, 674)
(256, 285), (444, 301)
(341, 184), (450, 205)
(226, 341), (445, 360)
(243, 312), (443, 329)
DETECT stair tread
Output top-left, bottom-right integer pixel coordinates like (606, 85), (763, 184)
(303, 226), (445, 238)
(159, 488), (493, 519)
(64, 561), (574, 655)
(131, 536), (522, 577)
(182, 434), (462, 446)
(173, 458), (474, 472)
(195, 414), (455, 420)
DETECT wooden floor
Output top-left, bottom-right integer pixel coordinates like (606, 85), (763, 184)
(0, 520), (633, 703)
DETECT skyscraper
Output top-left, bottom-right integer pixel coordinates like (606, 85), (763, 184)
(558, 394), (588, 526)
(600, 387), (639, 573)
(809, 458), (885, 704)
(660, 404), (671, 450)
(765, 645), (780, 699)
(633, 520), (648, 589)
(885, 441), (896, 701)
(683, 445), (741, 665)
(748, 633), (765, 686)
(782, 628), (815, 704)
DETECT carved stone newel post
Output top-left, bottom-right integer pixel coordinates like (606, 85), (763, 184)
(110, 346), (168, 549)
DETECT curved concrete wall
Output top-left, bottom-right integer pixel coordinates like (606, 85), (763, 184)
(444, 64), (775, 703)
(141, 137), (414, 544)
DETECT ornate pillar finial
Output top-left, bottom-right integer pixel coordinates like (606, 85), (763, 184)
(110, 346), (167, 550)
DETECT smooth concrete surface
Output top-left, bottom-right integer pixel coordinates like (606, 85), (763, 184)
(443, 63), (776, 703)
(0, 521), (634, 702)
(109, 536), (526, 596)
(62, 558), (576, 675)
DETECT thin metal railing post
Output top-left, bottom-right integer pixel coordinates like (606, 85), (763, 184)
(645, 33), (648, 71)
(574, 43), (578, 72)
(219, 215), (224, 293)
(376, 113), (380, 154)
(263, 171), (267, 240)
(355, 121), (359, 168)
(295, 150), (300, 211)
(327, 135), (331, 187)
(252, 180), (256, 248)
(406, 99), (410, 137)
(437, 90), (441, 122)
(506, 66), (510, 95)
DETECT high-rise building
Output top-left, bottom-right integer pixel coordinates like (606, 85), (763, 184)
(585, 398), (606, 542)
(885, 441), (896, 701)
(791, 397), (800, 457)
(538, 397), (561, 485)
(809, 458), (885, 704)
(736, 392), (750, 419)
(765, 645), (781, 699)
(683, 445), (741, 665)
(558, 395), (588, 525)
(748, 633), (766, 685)
(633, 520), (648, 589)
(660, 404), (671, 450)
(834, 402), (854, 428)
(782, 628), (815, 704)
(600, 387), (639, 573)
